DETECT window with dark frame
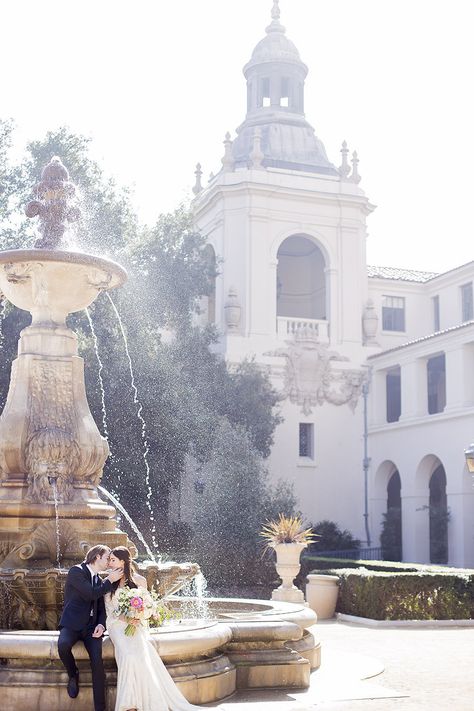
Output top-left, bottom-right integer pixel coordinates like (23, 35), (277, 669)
(382, 295), (405, 332)
(299, 423), (314, 458)
(386, 367), (401, 423)
(427, 354), (446, 415)
(461, 283), (473, 322)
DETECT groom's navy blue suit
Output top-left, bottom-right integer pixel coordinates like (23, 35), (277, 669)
(58, 563), (113, 711)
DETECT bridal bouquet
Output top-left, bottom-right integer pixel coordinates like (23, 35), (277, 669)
(114, 586), (172, 636)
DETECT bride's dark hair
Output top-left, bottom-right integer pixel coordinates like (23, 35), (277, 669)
(110, 546), (138, 593)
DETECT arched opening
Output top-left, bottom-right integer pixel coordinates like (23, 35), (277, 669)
(382, 470), (402, 561)
(203, 245), (216, 324)
(429, 465), (449, 563)
(276, 235), (326, 320)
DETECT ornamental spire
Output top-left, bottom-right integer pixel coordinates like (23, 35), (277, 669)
(266, 0), (285, 34)
(338, 141), (350, 180)
(192, 163), (203, 195)
(350, 151), (361, 184)
(221, 132), (235, 172)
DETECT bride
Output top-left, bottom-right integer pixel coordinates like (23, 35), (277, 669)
(105, 546), (208, 711)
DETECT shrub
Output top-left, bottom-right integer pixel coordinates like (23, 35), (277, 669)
(307, 520), (360, 553)
(430, 505), (450, 564)
(380, 507), (402, 561)
(321, 568), (474, 620)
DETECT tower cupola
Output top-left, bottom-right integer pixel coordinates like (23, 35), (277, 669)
(243, 0), (308, 115)
(232, 0), (337, 176)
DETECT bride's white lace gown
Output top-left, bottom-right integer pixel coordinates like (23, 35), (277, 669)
(105, 591), (205, 711)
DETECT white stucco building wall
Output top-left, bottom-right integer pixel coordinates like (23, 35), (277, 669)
(189, 1), (474, 567)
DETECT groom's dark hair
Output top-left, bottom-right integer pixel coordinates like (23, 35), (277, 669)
(84, 544), (110, 565)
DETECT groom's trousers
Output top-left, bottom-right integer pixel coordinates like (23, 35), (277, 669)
(58, 621), (106, 711)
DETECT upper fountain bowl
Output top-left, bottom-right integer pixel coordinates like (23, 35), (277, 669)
(0, 249), (127, 325)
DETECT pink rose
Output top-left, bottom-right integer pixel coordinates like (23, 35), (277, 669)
(130, 596), (143, 609)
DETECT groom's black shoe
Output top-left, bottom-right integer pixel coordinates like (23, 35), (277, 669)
(67, 672), (79, 699)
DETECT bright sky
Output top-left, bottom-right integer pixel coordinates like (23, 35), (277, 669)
(1, 0), (473, 273)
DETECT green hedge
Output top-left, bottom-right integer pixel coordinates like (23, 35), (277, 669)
(304, 555), (464, 573)
(313, 567), (474, 620)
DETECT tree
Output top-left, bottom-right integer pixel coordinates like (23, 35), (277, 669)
(0, 123), (291, 571)
(188, 418), (296, 589)
(0, 119), (31, 406)
(0, 118), (29, 249)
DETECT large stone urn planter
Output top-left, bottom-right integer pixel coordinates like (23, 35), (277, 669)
(306, 574), (340, 619)
(271, 542), (307, 603)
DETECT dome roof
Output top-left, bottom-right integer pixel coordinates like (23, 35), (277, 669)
(244, 1), (307, 76)
(232, 117), (338, 176)
(245, 33), (306, 74)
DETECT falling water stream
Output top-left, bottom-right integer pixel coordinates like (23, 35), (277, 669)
(98, 485), (157, 563)
(50, 479), (62, 569)
(86, 302), (158, 561)
(85, 307), (110, 442)
(177, 572), (212, 619)
(104, 292), (158, 551)
(0, 297), (6, 351)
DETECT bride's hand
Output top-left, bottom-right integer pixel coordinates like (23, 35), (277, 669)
(107, 568), (123, 583)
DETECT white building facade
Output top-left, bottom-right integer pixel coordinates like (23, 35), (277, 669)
(191, 1), (474, 567)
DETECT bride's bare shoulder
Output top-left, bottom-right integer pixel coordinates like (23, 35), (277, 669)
(133, 573), (148, 589)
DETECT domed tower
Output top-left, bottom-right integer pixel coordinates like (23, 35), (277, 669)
(191, 1), (376, 541)
(233, 0), (337, 175)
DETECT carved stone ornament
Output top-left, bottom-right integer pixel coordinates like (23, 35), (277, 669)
(362, 298), (379, 345)
(87, 267), (113, 290)
(2, 520), (82, 568)
(266, 325), (365, 415)
(224, 286), (241, 331)
(25, 156), (80, 249)
(23, 360), (106, 503)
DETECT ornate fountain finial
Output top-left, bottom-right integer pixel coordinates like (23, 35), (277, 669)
(25, 156), (81, 249)
(271, 0), (280, 21)
(192, 162), (203, 195)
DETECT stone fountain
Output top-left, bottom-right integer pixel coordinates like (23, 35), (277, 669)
(0, 157), (197, 630)
(0, 158), (319, 710)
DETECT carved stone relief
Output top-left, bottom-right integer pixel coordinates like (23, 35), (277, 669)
(25, 360), (78, 502)
(267, 325), (365, 415)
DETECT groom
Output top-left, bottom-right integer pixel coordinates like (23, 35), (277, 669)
(58, 544), (123, 711)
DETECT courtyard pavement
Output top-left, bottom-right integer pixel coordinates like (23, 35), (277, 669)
(209, 619), (474, 710)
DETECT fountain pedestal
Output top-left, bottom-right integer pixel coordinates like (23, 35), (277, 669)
(0, 249), (135, 629)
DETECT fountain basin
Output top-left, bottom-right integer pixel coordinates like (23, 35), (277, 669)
(0, 597), (319, 710)
(0, 249), (126, 325)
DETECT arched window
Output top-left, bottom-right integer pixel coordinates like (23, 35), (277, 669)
(276, 235), (326, 320)
(383, 470), (402, 561)
(429, 465), (448, 564)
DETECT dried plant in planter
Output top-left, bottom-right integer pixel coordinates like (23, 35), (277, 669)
(260, 514), (317, 548)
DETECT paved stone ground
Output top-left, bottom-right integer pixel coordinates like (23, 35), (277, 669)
(208, 620), (474, 710)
